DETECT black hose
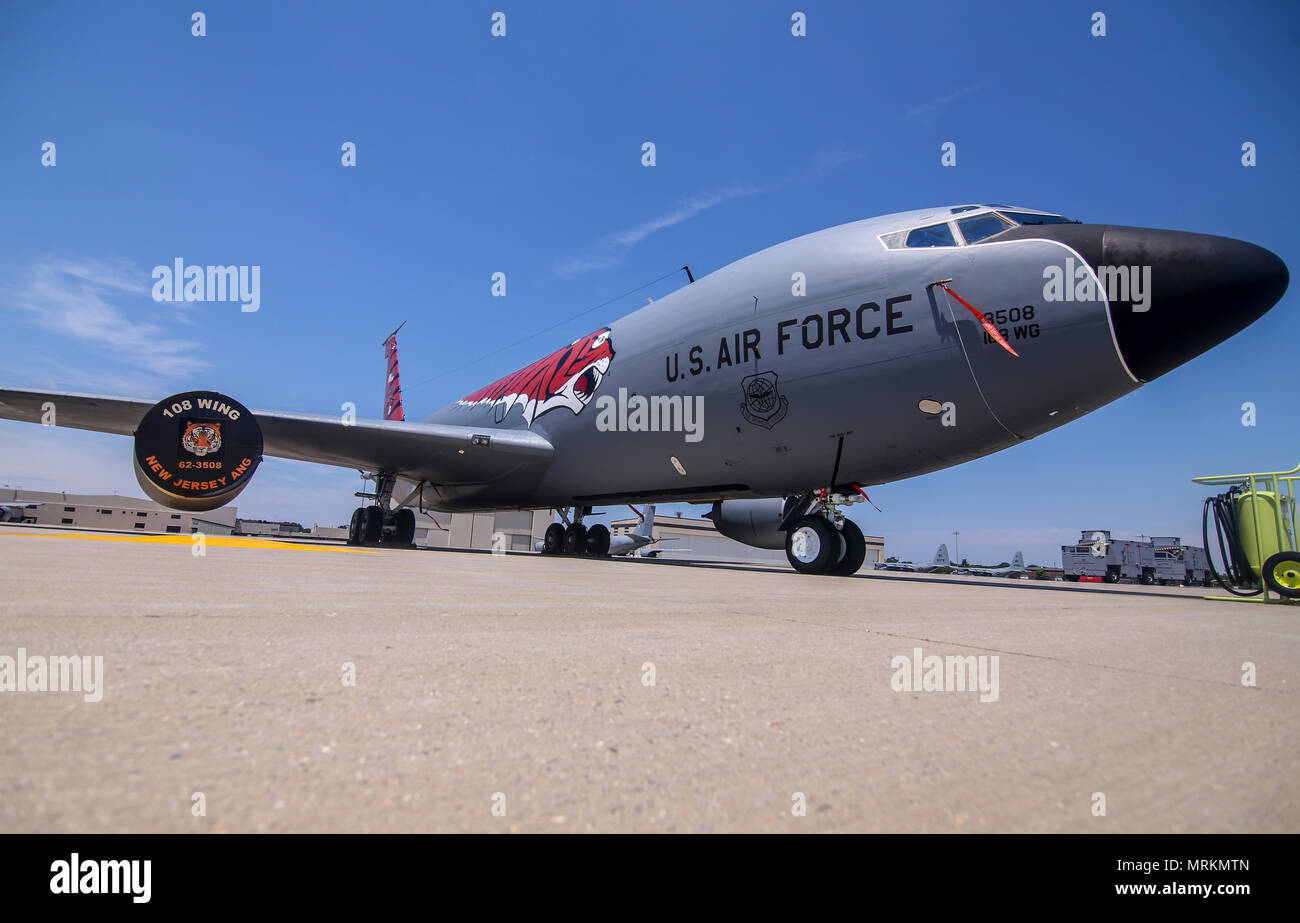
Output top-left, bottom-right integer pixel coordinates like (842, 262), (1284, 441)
(1202, 489), (1261, 596)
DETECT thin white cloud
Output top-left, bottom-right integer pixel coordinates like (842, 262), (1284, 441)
(5, 257), (207, 381)
(611, 183), (760, 247)
(905, 82), (991, 123)
(0, 422), (135, 494)
(810, 148), (857, 174)
(0, 355), (164, 398)
(554, 146), (866, 278)
(556, 182), (763, 276)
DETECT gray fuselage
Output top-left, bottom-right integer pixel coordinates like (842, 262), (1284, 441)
(419, 204), (1287, 512)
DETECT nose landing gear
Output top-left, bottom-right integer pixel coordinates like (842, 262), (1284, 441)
(783, 489), (869, 576)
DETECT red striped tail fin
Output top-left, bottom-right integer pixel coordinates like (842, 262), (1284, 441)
(382, 321), (406, 421)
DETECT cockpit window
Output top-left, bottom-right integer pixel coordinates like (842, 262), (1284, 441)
(997, 211), (1075, 226)
(957, 212), (1014, 244)
(905, 222), (957, 248)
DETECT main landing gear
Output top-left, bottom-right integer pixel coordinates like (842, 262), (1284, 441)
(345, 471), (417, 546)
(783, 489), (868, 576)
(541, 508), (612, 557)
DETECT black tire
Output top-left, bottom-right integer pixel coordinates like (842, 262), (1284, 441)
(394, 508), (416, 545)
(543, 522), (565, 554)
(586, 523), (611, 556)
(1262, 551), (1300, 600)
(347, 508), (364, 545)
(1140, 570), (1156, 586)
(1104, 570), (1120, 584)
(563, 522), (587, 555)
(785, 516), (839, 574)
(828, 519), (867, 576)
(363, 505), (383, 543)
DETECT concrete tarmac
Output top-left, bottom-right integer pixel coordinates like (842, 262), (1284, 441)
(1, 524), (1296, 833)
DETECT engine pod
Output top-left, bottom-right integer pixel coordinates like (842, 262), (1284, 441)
(708, 498), (788, 550)
(133, 391), (263, 512)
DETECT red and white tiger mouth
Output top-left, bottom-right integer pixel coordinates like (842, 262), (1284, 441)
(569, 355), (611, 402)
(457, 327), (616, 425)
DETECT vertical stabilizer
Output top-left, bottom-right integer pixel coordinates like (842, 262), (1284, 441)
(1012, 551), (1025, 570)
(383, 321), (406, 421)
(933, 543), (950, 567)
(635, 504), (657, 539)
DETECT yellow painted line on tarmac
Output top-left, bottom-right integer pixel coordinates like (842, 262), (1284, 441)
(0, 530), (382, 553)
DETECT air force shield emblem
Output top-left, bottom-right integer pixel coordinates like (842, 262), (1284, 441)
(740, 371), (789, 430)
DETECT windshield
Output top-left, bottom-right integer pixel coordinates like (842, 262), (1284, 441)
(997, 211), (1076, 226)
(958, 212), (1013, 243)
(905, 222), (956, 248)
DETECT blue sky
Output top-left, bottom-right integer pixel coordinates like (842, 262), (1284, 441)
(1, 0), (1297, 565)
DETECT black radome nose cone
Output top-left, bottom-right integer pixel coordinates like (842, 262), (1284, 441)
(998, 223), (1289, 382)
(1097, 227), (1289, 381)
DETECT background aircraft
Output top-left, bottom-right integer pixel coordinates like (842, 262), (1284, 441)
(0, 204), (1288, 576)
(875, 544), (951, 573)
(967, 552), (1027, 578)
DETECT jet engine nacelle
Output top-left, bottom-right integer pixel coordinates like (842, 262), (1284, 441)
(132, 391), (264, 512)
(708, 498), (788, 550)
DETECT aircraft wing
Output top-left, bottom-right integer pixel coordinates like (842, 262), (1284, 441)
(0, 388), (554, 485)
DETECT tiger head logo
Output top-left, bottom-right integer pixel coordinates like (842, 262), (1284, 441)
(181, 421), (222, 457)
(459, 328), (615, 425)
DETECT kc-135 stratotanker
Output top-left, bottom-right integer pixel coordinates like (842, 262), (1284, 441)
(1, 205), (1288, 575)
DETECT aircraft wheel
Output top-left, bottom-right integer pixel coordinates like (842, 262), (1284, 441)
(394, 508), (416, 545)
(828, 519), (867, 576)
(1262, 551), (1300, 599)
(347, 508), (364, 545)
(543, 522), (565, 554)
(363, 505), (383, 543)
(785, 516), (838, 574)
(585, 523), (611, 556)
(563, 522), (588, 555)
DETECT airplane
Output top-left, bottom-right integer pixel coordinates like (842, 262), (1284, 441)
(967, 552), (1026, 578)
(0, 204), (1288, 576)
(534, 504), (662, 557)
(638, 546), (690, 558)
(874, 544), (951, 573)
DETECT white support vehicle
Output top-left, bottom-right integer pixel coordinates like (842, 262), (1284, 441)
(1149, 537), (1211, 586)
(1062, 530), (1157, 584)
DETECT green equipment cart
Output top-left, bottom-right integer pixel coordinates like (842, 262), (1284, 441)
(1194, 462), (1300, 602)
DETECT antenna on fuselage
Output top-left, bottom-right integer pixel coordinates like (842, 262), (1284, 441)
(682, 265), (695, 283)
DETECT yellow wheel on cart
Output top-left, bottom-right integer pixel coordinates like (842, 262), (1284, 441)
(1262, 552), (1300, 600)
